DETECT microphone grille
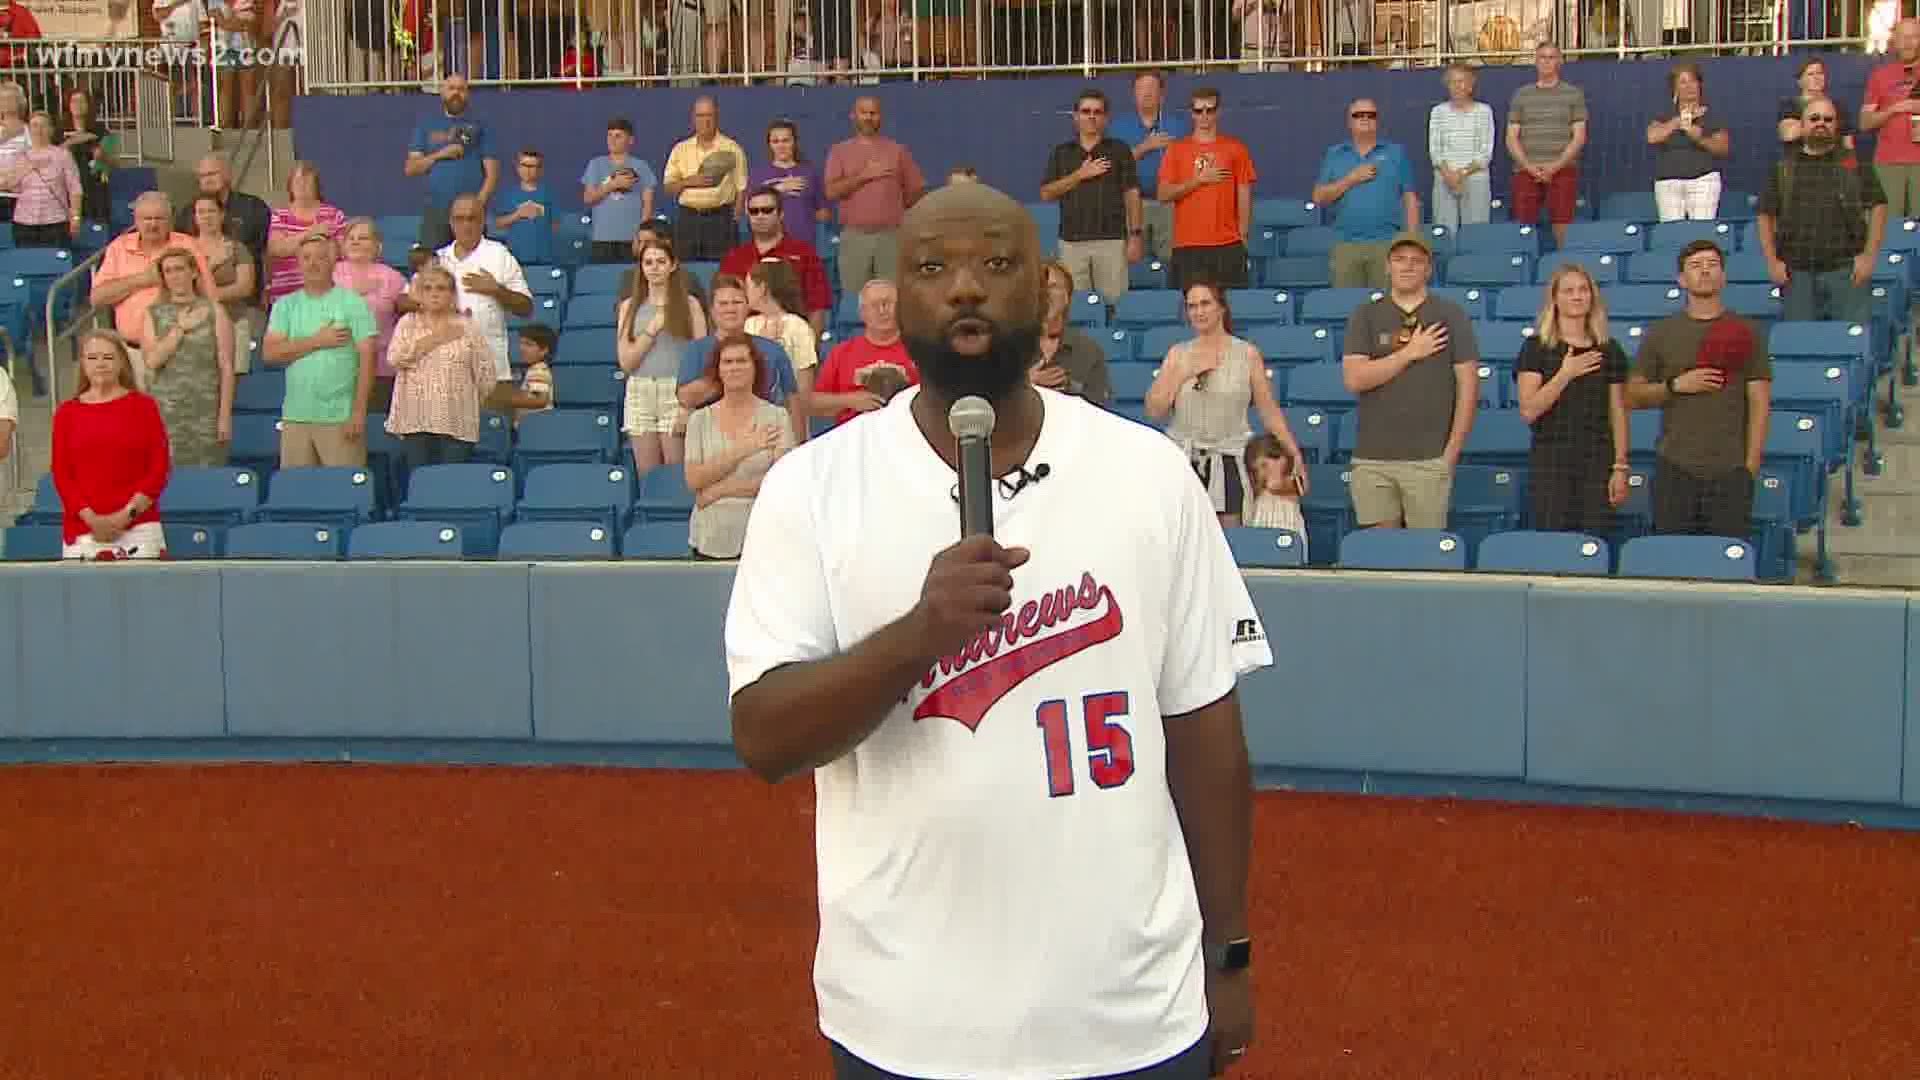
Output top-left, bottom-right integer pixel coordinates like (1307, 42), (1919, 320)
(948, 395), (997, 440)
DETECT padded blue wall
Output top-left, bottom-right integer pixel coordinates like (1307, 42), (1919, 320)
(295, 54), (1876, 220)
(0, 563), (1912, 817)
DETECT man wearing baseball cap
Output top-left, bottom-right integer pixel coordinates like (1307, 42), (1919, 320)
(1625, 239), (1772, 538)
(1339, 232), (1481, 530)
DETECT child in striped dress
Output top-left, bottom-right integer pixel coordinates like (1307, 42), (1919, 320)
(1244, 434), (1307, 556)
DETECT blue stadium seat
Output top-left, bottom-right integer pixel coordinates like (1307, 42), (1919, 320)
(228, 415), (283, 484)
(550, 365), (627, 411)
(623, 521), (691, 559)
(1298, 288), (1380, 328)
(573, 263), (629, 296)
(1535, 250), (1621, 285)
(0, 247), (81, 324)
(1261, 257), (1332, 291)
(1225, 288), (1295, 326)
(684, 261), (720, 292)
(15, 473), (61, 526)
(1770, 362), (1854, 475)
(1444, 252), (1530, 288)
(1134, 326), (1184, 366)
(398, 463), (518, 556)
(1647, 220), (1738, 252)
(1300, 464), (1353, 565)
(1108, 364), (1155, 403)
(1093, 327), (1136, 365)
(1473, 320), (1535, 367)
(359, 418), (407, 513)
(1249, 324), (1334, 371)
(1284, 406), (1333, 464)
(1252, 198), (1320, 229)
(1460, 410), (1531, 468)
(475, 412), (512, 464)
(517, 463), (636, 535)
(1448, 465), (1526, 554)
(515, 409), (617, 471)
(163, 523), (220, 559)
(1722, 248), (1773, 284)
(1623, 252), (1686, 283)
(496, 521), (615, 560)
(1750, 471), (1798, 581)
(1066, 292), (1108, 329)
(1112, 289), (1182, 331)
(158, 467), (263, 544)
(524, 264), (571, 300)
(1225, 527), (1307, 568)
(232, 370), (285, 415)
(1491, 286), (1542, 322)
(1283, 226), (1339, 258)
(556, 327), (619, 366)
(1428, 286), (1491, 319)
(1455, 222), (1543, 258)
(1721, 283), (1782, 322)
(509, 295), (565, 333)
(1560, 220), (1648, 256)
(1765, 411), (1826, 532)
(254, 467), (379, 529)
(1718, 191), (1758, 221)
(1475, 531), (1610, 576)
(560, 294), (617, 330)
(223, 522), (347, 560)
(634, 467), (695, 524)
(375, 214), (421, 251)
(1606, 284), (1686, 321)
(349, 521), (466, 560)
(1597, 192), (1659, 222)
(1127, 259), (1169, 291)
(1617, 535), (1756, 582)
(1281, 364), (1354, 415)
(1339, 528), (1468, 571)
(1, 524), (61, 561)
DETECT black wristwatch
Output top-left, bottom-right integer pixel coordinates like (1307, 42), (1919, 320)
(1205, 938), (1252, 972)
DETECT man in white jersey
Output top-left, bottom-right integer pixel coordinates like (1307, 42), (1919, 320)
(725, 183), (1269, 1080)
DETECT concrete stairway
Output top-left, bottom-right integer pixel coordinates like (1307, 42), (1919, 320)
(1826, 363), (1920, 587)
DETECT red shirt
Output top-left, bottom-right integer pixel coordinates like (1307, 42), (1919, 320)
(1864, 62), (1920, 166)
(51, 391), (171, 544)
(719, 234), (834, 317)
(815, 335), (920, 426)
(1162, 135), (1257, 249)
(0, 4), (43, 67)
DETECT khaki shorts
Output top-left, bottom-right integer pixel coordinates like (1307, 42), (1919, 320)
(623, 374), (683, 435)
(1056, 237), (1130, 301)
(1349, 456), (1452, 529)
(280, 421), (369, 468)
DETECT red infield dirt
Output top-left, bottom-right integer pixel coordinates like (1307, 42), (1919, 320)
(0, 765), (1916, 1079)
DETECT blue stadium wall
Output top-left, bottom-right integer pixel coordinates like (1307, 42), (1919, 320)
(294, 54), (1878, 220)
(1, 563), (1915, 828)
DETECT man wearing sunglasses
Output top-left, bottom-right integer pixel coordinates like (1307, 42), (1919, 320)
(1311, 98), (1418, 289)
(1158, 87), (1255, 291)
(1756, 97), (1888, 324)
(719, 186), (834, 334)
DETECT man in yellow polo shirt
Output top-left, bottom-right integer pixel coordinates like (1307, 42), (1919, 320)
(662, 95), (747, 262)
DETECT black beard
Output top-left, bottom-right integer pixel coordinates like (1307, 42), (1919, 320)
(1804, 134), (1837, 153)
(905, 319), (1042, 405)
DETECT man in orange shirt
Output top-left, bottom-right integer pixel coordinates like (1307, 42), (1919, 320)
(88, 191), (207, 378)
(1157, 87), (1256, 292)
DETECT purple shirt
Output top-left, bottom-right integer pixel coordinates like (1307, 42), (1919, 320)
(748, 161), (828, 234)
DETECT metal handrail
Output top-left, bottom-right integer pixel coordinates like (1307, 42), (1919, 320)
(43, 246), (112, 409)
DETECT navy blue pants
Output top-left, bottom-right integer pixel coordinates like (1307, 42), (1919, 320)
(829, 1037), (1211, 1080)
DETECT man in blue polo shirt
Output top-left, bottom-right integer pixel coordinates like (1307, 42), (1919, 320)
(1310, 98), (1419, 289)
(1108, 70), (1188, 263)
(403, 74), (498, 253)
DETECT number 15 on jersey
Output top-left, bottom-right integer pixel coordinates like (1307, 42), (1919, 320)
(1036, 692), (1136, 798)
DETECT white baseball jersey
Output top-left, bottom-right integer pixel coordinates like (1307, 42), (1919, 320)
(725, 386), (1272, 1079)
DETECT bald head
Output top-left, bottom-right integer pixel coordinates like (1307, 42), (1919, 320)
(895, 183), (1045, 405)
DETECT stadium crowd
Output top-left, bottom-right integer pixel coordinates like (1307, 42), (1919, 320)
(14, 26), (1920, 569)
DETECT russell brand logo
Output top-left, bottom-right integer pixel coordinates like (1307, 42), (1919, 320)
(913, 572), (1125, 731)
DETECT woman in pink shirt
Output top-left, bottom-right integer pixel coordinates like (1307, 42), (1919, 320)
(1, 112), (80, 248)
(263, 160), (346, 306)
(384, 264), (496, 468)
(334, 217), (409, 413)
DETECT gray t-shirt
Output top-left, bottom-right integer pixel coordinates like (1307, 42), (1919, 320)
(1509, 82), (1588, 164)
(1342, 295), (1479, 461)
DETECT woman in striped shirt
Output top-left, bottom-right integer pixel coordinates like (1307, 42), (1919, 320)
(1, 112), (82, 249)
(263, 160), (347, 306)
(1428, 63), (1495, 230)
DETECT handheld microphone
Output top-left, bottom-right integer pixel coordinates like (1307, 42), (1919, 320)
(948, 396), (997, 538)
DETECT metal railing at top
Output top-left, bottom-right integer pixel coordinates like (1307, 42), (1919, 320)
(299, 0), (1871, 91)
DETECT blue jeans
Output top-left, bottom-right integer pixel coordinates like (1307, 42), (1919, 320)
(1431, 170), (1492, 229)
(1782, 266), (1870, 324)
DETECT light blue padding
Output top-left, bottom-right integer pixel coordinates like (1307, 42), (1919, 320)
(221, 564), (532, 738)
(1906, 604), (1920, 808)
(529, 564), (733, 744)
(1242, 574), (1527, 777)
(0, 565), (226, 737)
(1527, 586), (1906, 804)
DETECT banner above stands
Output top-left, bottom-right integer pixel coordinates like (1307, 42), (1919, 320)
(16, 0), (138, 39)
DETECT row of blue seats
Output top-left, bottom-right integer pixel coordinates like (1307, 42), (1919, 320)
(1234, 527), (1765, 582)
(15, 462), (697, 558)
(1237, 191), (1752, 232)
(1, 519), (689, 562)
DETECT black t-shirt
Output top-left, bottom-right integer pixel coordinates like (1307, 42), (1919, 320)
(1652, 109), (1728, 181)
(1516, 336), (1629, 462)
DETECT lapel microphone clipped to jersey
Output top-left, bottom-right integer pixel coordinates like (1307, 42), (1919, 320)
(948, 397), (1050, 537)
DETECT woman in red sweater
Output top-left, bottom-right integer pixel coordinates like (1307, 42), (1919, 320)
(51, 330), (171, 560)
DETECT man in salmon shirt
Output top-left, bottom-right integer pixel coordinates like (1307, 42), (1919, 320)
(88, 191), (208, 378)
(1157, 86), (1255, 292)
(825, 97), (926, 301)
(1861, 18), (1920, 219)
